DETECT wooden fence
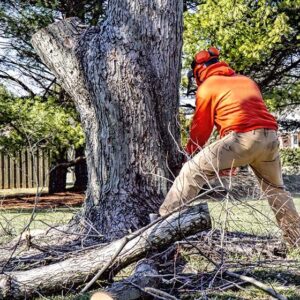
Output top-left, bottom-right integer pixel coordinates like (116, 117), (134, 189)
(0, 149), (50, 189)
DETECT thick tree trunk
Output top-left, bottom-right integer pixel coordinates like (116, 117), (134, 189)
(72, 146), (88, 192)
(48, 150), (68, 194)
(32, 1), (183, 239)
(0, 204), (211, 299)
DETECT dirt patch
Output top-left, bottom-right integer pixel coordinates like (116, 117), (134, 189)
(0, 192), (85, 209)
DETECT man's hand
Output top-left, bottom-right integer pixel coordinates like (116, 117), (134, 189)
(219, 167), (238, 177)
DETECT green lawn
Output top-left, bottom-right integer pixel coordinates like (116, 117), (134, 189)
(209, 196), (300, 237)
(1, 197), (300, 245)
(0, 207), (76, 244)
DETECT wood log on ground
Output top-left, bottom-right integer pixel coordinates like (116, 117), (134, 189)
(0, 203), (211, 299)
(91, 259), (160, 300)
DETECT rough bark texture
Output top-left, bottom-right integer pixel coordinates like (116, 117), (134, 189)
(102, 259), (160, 300)
(31, 1), (183, 239)
(0, 204), (211, 299)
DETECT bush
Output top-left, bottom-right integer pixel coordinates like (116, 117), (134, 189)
(280, 148), (300, 167)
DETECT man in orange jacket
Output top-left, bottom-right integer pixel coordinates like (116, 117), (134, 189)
(159, 47), (300, 247)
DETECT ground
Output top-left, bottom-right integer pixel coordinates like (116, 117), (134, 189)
(2, 191), (300, 238)
(0, 189), (300, 299)
(0, 190), (84, 210)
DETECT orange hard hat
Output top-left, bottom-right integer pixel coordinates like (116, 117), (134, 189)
(192, 47), (220, 85)
(194, 47), (220, 65)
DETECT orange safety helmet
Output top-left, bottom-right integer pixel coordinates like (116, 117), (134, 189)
(192, 47), (220, 85)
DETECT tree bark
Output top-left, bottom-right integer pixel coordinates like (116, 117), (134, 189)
(96, 259), (160, 300)
(0, 204), (211, 299)
(31, 0), (183, 240)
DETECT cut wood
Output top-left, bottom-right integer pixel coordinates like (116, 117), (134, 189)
(0, 203), (211, 299)
(92, 259), (160, 300)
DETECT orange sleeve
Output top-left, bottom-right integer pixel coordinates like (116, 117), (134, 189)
(185, 88), (214, 155)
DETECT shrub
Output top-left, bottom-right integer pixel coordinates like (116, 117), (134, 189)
(280, 148), (300, 167)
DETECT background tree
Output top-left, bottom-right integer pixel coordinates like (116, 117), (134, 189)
(183, 0), (300, 110)
(0, 0), (106, 95)
(0, 85), (84, 192)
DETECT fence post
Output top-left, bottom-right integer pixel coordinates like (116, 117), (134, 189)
(0, 148), (51, 190)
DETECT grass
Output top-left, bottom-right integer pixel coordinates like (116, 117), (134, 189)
(181, 196), (300, 299)
(209, 196), (300, 237)
(0, 207), (77, 244)
(1, 197), (299, 243)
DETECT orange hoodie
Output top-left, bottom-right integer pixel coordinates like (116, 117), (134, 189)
(186, 62), (278, 155)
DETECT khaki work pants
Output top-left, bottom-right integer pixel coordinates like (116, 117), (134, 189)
(159, 129), (300, 247)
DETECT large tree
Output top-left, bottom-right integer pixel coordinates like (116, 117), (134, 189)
(32, 1), (183, 240)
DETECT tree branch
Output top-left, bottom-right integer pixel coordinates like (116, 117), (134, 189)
(31, 18), (92, 111)
(0, 73), (35, 96)
(51, 156), (86, 171)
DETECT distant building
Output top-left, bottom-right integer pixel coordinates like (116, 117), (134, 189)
(277, 106), (300, 149)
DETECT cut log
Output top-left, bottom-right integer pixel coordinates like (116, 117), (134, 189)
(92, 259), (160, 300)
(0, 203), (211, 299)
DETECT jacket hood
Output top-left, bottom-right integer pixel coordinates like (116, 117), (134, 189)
(194, 61), (235, 85)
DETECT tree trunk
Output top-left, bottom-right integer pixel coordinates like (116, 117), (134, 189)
(0, 204), (211, 299)
(72, 146), (88, 192)
(93, 259), (160, 300)
(48, 150), (68, 194)
(31, 1), (183, 239)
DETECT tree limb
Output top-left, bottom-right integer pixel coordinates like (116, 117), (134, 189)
(51, 156), (86, 171)
(0, 203), (211, 299)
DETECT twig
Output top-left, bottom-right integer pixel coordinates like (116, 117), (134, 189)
(144, 287), (179, 300)
(225, 270), (288, 300)
(80, 186), (218, 293)
(80, 236), (129, 293)
(179, 230), (288, 300)
(218, 280), (247, 292)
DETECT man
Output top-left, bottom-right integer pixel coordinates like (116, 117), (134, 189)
(159, 47), (300, 247)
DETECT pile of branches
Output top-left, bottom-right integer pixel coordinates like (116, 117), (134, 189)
(90, 230), (295, 300)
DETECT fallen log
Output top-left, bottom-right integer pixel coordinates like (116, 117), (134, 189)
(91, 259), (160, 300)
(0, 203), (211, 299)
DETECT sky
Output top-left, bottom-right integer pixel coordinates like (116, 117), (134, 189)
(0, 36), (44, 96)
